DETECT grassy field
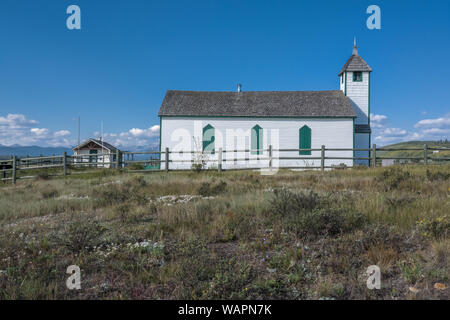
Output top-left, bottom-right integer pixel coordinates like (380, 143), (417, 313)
(0, 165), (449, 300)
(377, 140), (450, 161)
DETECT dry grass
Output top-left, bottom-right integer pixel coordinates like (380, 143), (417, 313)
(0, 165), (449, 299)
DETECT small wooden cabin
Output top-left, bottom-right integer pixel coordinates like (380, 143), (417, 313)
(72, 139), (119, 168)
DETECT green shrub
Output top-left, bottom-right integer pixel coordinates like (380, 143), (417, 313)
(356, 224), (403, 249)
(197, 258), (254, 299)
(92, 184), (130, 206)
(125, 175), (147, 187)
(384, 194), (416, 208)
(376, 168), (412, 191)
(287, 208), (366, 238)
(40, 185), (59, 199)
(57, 218), (105, 252)
(198, 181), (227, 197)
(92, 182), (147, 206)
(114, 203), (131, 222)
(426, 169), (450, 182)
(35, 172), (50, 180)
(269, 188), (319, 216)
(417, 215), (449, 239)
(128, 163), (145, 170)
(400, 255), (424, 284)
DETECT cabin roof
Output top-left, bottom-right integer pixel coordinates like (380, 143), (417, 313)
(72, 139), (119, 152)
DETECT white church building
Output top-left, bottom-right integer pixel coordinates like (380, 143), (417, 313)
(158, 42), (372, 170)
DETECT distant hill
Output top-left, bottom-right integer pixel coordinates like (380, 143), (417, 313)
(0, 139), (160, 159)
(377, 140), (450, 160)
(0, 145), (73, 158)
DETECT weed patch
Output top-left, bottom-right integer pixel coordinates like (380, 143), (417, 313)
(269, 188), (320, 217)
(198, 181), (227, 197)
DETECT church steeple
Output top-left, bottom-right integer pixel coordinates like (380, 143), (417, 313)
(339, 39), (373, 165)
(352, 37), (358, 55)
(338, 39), (372, 76)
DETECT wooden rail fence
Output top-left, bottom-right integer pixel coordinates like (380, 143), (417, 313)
(1, 144), (449, 184)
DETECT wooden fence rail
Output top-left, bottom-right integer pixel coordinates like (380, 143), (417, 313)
(1, 144), (449, 184)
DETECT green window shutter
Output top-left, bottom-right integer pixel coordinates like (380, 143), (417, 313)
(299, 125), (311, 155)
(202, 124), (215, 154)
(251, 125), (263, 155)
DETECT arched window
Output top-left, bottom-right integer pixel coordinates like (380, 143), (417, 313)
(251, 125), (263, 155)
(299, 125), (311, 155)
(202, 124), (215, 154)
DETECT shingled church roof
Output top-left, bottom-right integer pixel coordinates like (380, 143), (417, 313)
(159, 90), (356, 118)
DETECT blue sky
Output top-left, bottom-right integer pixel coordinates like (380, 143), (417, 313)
(0, 0), (449, 147)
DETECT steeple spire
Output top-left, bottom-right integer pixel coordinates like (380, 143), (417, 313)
(352, 36), (358, 55)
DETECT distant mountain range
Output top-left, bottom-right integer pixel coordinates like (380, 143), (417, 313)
(0, 141), (160, 158)
(0, 145), (73, 158)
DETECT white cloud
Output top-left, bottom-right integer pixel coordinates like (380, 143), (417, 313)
(102, 125), (160, 149)
(371, 114), (409, 145)
(372, 113), (450, 145)
(370, 114), (387, 123)
(421, 128), (450, 134)
(129, 125), (160, 137)
(54, 130), (71, 137)
(0, 114), (38, 126)
(380, 127), (407, 137)
(0, 113), (74, 147)
(412, 114), (450, 140)
(150, 125), (160, 132)
(31, 128), (49, 136)
(414, 115), (450, 129)
(370, 113), (388, 129)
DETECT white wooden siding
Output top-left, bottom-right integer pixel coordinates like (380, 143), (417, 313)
(345, 71), (369, 125)
(73, 148), (114, 168)
(160, 117), (354, 170)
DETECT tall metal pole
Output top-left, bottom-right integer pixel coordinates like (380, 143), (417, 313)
(78, 116), (80, 146)
(101, 121), (104, 167)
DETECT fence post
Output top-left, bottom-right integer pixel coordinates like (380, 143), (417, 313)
(372, 144), (376, 168)
(165, 147), (169, 173)
(63, 152), (67, 176)
(424, 144), (428, 165)
(218, 148), (222, 172)
(115, 150), (120, 169)
(321, 145), (325, 172)
(269, 145), (273, 170)
(12, 156), (16, 184)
